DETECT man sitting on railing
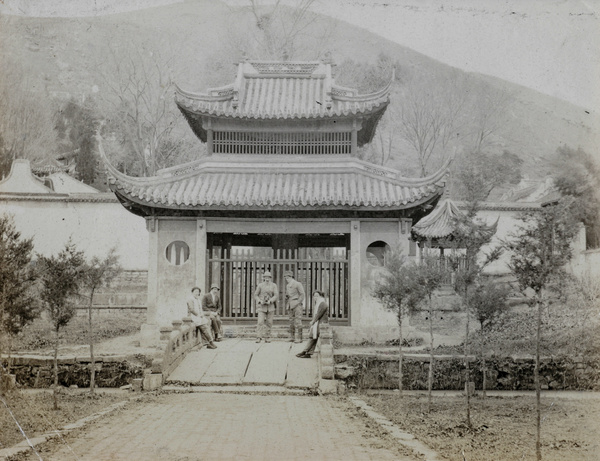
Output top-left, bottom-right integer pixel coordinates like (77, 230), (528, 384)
(187, 287), (217, 349)
(202, 284), (224, 341)
(296, 290), (329, 358)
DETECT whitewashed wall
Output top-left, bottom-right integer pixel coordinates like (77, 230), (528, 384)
(1, 195), (148, 270)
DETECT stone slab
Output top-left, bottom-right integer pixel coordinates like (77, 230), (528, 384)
(167, 350), (217, 383)
(201, 351), (253, 384)
(243, 341), (290, 385)
(285, 343), (319, 389)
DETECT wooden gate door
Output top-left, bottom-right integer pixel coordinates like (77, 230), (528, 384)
(207, 254), (349, 323)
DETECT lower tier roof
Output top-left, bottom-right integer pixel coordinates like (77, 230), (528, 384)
(102, 150), (449, 216)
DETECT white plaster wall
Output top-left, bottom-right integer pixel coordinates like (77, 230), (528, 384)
(1, 197), (148, 270)
(475, 209), (524, 275)
(357, 220), (401, 331)
(155, 219), (198, 325)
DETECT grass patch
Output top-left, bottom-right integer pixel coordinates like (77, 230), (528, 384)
(362, 393), (600, 461)
(11, 310), (145, 352)
(0, 389), (129, 449)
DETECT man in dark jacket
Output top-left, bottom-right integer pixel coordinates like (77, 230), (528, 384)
(296, 290), (329, 358)
(202, 284), (224, 341)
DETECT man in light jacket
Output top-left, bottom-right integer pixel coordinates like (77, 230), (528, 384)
(187, 287), (217, 349)
(284, 271), (305, 343)
(254, 271), (278, 343)
(296, 290), (328, 358)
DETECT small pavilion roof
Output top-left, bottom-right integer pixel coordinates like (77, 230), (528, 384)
(411, 198), (498, 242)
(412, 199), (463, 239)
(175, 60), (392, 146)
(101, 146), (449, 215)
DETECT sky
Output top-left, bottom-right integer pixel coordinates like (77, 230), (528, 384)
(313, 0), (600, 110)
(224, 0), (600, 110)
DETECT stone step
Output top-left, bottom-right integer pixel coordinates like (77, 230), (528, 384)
(162, 384), (309, 395)
(223, 325), (310, 339)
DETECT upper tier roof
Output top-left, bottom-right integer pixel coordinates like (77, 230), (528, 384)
(175, 60), (391, 146)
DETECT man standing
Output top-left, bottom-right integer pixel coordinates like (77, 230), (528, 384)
(254, 271), (278, 343)
(202, 284), (224, 341)
(187, 287), (217, 349)
(284, 271), (305, 343)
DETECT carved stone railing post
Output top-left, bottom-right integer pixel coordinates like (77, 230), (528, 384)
(319, 324), (335, 380)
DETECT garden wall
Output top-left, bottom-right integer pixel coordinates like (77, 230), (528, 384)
(335, 353), (600, 391)
(2, 356), (146, 388)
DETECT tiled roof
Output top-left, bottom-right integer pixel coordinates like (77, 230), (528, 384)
(175, 61), (391, 146)
(102, 151), (449, 212)
(412, 199), (463, 239)
(412, 199), (499, 241)
(176, 61), (390, 120)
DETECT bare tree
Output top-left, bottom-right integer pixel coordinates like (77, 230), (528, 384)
(396, 70), (469, 176)
(466, 80), (514, 154)
(0, 57), (57, 177)
(225, 0), (334, 61)
(95, 42), (195, 177)
(81, 249), (121, 393)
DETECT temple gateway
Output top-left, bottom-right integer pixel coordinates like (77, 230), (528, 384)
(104, 59), (450, 343)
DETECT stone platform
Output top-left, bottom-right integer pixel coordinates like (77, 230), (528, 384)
(167, 338), (319, 389)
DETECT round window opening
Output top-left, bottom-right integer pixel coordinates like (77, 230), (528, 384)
(366, 241), (390, 267)
(166, 241), (190, 266)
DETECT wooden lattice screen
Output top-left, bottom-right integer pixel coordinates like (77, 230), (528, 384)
(213, 131), (351, 155)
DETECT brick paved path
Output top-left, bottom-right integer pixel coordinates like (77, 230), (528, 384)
(30, 393), (415, 461)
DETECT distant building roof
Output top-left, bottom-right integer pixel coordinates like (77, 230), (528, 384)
(0, 159), (99, 195)
(175, 60), (392, 146)
(102, 147), (450, 215)
(45, 172), (99, 194)
(0, 159), (53, 194)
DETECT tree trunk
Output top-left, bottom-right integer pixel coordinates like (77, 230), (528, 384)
(535, 290), (542, 461)
(88, 288), (95, 394)
(464, 287), (472, 427)
(398, 308), (403, 396)
(0, 332), (4, 396)
(53, 327), (59, 410)
(481, 330), (487, 400)
(427, 295), (434, 412)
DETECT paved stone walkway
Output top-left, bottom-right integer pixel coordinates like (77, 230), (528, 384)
(30, 393), (415, 461)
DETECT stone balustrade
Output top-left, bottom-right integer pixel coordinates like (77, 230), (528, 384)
(149, 317), (204, 388)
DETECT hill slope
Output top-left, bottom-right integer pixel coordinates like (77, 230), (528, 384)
(1, 0), (597, 184)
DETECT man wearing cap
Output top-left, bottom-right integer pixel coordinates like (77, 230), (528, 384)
(202, 284), (224, 341)
(254, 271), (278, 343)
(284, 271), (305, 343)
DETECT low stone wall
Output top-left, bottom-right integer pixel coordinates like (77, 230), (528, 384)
(3, 356), (146, 388)
(335, 353), (600, 391)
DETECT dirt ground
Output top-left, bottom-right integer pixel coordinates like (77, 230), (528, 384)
(363, 392), (600, 461)
(0, 389), (130, 449)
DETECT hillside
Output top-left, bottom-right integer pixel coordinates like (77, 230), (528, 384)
(1, 0), (597, 186)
